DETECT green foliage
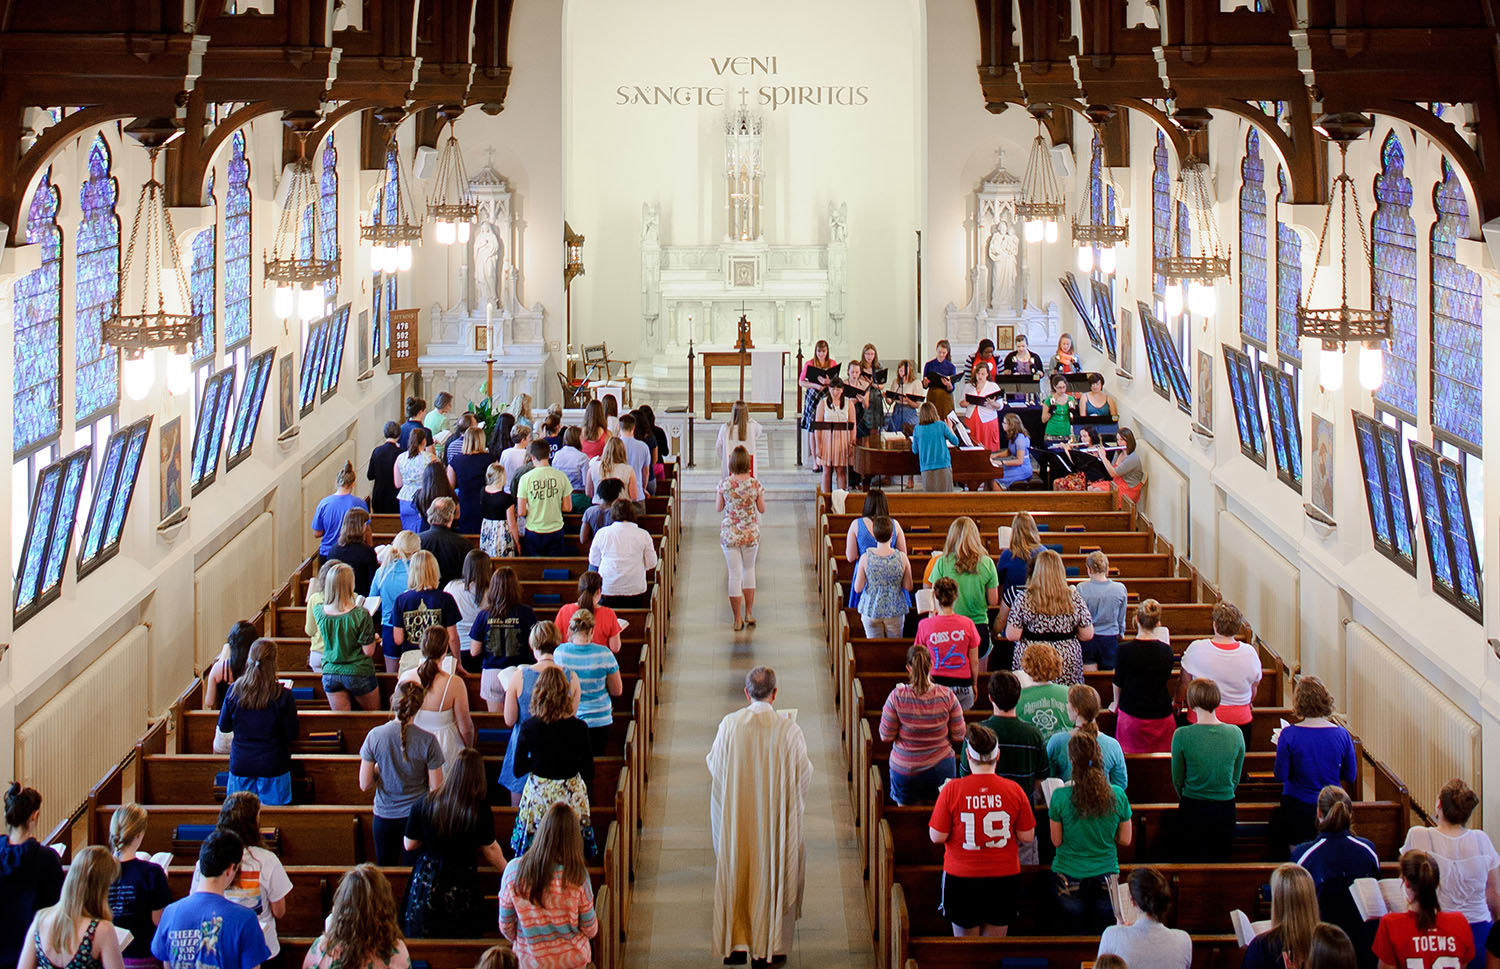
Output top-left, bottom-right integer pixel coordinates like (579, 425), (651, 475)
(468, 395), (498, 431)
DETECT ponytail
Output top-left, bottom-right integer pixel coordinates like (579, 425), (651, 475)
(1067, 684), (1102, 737)
(109, 803), (149, 856)
(1400, 849), (1443, 931)
(336, 460), (356, 490)
(1315, 785), (1354, 834)
(576, 572), (603, 612)
(392, 681), (426, 755)
(417, 627), (448, 691)
(906, 645), (933, 694)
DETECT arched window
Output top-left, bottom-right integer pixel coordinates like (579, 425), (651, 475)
(75, 134), (120, 424)
(191, 172), (217, 367)
(224, 129), (252, 351)
(14, 170), (62, 456)
(320, 140), (339, 303)
(1239, 129), (1268, 347)
(1430, 159), (1482, 451)
(1151, 130), (1170, 312)
(375, 143), (401, 360)
(1372, 132), (1418, 420)
(1275, 167), (1302, 364)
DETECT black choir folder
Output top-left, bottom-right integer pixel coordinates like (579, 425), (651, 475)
(804, 364), (842, 382)
(867, 367), (889, 384)
(884, 389), (924, 405)
(965, 389), (1003, 406)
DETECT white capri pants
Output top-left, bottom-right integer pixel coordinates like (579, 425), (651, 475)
(723, 544), (759, 597)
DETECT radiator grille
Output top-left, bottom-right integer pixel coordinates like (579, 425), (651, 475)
(1346, 622), (1480, 824)
(14, 626), (149, 836)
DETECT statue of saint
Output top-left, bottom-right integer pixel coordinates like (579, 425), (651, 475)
(828, 202), (848, 244)
(473, 224), (500, 312)
(642, 204), (660, 246)
(987, 217), (1019, 311)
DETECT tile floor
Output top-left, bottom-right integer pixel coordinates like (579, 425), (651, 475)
(625, 486), (874, 966)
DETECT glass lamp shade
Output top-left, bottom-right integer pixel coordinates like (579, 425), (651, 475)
(1099, 245), (1118, 275)
(123, 354), (155, 402)
(1044, 219), (1059, 244)
(396, 243), (413, 272)
(166, 352), (192, 396)
(1320, 347), (1345, 392)
(1076, 246), (1094, 273)
(456, 221), (471, 244)
(273, 284), (294, 320)
(1164, 285), (1184, 318)
(1189, 281), (1216, 317)
(1358, 344), (1384, 390)
(434, 219), (456, 245)
(1023, 219), (1044, 244)
(297, 284), (323, 322)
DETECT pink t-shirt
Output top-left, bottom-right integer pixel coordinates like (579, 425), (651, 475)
(916, 613), (982, 681)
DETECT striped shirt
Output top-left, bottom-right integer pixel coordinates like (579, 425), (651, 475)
(498, 860), (597, 969)
(556, 641), (620, 729)
(879, 683), (964, 775)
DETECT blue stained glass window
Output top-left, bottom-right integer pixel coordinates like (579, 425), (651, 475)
(1378, 426), (1415, 563)
(1263, 366), (1303, 491)
(1240, 130), (1269, 347)
(79, 432), (123, 563)
(17, 467), (62, 612)
(320, 142), (339, 302)
(226, 348), (275, 470)
(371, 273), (384, 362)
(105, 422), (148, 547)
(1355, 416), (1393, 547)
(300, 317), (328, 416)
(77, 417), (150, 577)
(1275, 167), (1303, 363)
(382, 145), (400, 224)
(1430, 159), (1483, 450)
(13, 447), (91, 624)
(75, 135), (120, 423)
(1262, 368), (1290, 478)
(191, 366), (236, 494)
(1439, 461), (1482, 612)
(1157, 318), (1192, 414)
(1152, 132), (1170, 305)
(13, 170), (63, 453)
(1138, 302), (1170, 400)
(1223, 346), (1267, 465)
(191, 221), (216, 365)
(1372, 133), (1418, 419)
(224, 130), (252, 349)
(385, 274), (397, 347)
(321, 306), (349, 401)
(1413, 454), (1454, 590)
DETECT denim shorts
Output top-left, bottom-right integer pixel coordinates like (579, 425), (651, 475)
(1081, 633), (1119, 670)
(322, 673), (378, 696)
(226, 771), (293, 806)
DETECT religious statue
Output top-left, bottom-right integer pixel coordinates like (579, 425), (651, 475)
(473, 224), (500, 311)
(987, 216), (1019, 312)
(642, 203), (660, 246)
(828, 202), (848, 244)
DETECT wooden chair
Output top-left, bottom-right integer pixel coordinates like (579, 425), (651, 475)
(557, 370), (590, 407)
(584, 342), (634, 404)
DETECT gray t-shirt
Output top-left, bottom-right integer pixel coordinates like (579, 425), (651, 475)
(1115, 448), (1144, 486)
(1098, 916), (1192, 969)
(359, 719), (443, 818)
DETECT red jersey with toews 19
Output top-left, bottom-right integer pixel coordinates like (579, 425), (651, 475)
(928, 773), (1035, 878)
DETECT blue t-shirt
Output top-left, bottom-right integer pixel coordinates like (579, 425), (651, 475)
(372, 559), (410, 629)
(556, 641), (620, 729)
(1078, 578), (1128, 637)
(392, 588), (462, 649)
(311, 493), (368, 557)
(910, 422), (959, 471)
(398, 419), (423, 449)
(1275, 723), (1357, 804)
(1046, 729), (1128, 789)
(110, 859), (173, 959)
(995, 548), (1032, 603)
(152, 891), (270, 969)
(469, 604), (538, 670)
(1000, 434), (1032, 487)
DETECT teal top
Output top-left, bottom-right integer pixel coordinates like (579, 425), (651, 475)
(1170, 722), (1245, 801)
(1044, 396), (1073, 437)
(910, 422), (960, 471)
(1050, 783), (1131, 878)
(1047, 729), (1128, 789)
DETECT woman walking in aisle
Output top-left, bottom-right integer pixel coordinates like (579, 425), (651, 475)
(717, 446), (765, 631)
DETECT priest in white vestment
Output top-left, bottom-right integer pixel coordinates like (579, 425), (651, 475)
(707, 666), (814, 965)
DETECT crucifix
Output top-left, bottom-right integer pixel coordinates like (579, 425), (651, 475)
(735, 302), (753, 402)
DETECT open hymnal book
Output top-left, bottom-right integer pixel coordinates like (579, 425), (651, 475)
(945, 412), (977, 448)
(1040, 777), (1065, 808)
(114, 927), (133, 950)
(965, 389), (1003, 406)
(803, 364), (841, 383)
(1112, 881), (1141, 926)
(1349, 877), (1407, 922)
(779, 709), (798, 722)
(914, 588), (936, 615)
(617, 619), (630, 634)
(1231, 909), (1272, 947)
(362, 595), (380, 617)
(136, 850), (173, 869)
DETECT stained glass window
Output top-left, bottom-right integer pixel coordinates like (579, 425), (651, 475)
(1240, 130), (1269, 347)
(300, 315), (329, 417)
(77, 416), (151, 578)
(1429, 160), (1483, 450)
(1410, 441), (1483, 621)
(371, 272), (384, 363)
(1222, 345), (1267, 466)
(75, 135), (120, 423)
(320, 141), (339, 303)
(1262, 365), (1304, 491)
(191, 364), (237, 495)
(385, 274), (398, 350)
(224, 130), (252, 350)
(1155, 315), (1192, 414)
(1372, 133), (1418, 419)
(14, 170), (62, 455)
(14, 446), (92, 625)
(321, 305), (350, 402)
(1352, 410), (1416, 574)
(1137, 300), (1171, 401)
(1091, 279), (1117, 361)
(1061, 273), (1103, 353)
(191, 225), (216, 365)
(1152, 131), (1170, 309)
(1275, 168), (1303, 364)
(226, 348), (275, 471)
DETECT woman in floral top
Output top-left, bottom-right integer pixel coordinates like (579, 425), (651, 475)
(716, 445), (766, 631)
(1002, 549), (1095, 685)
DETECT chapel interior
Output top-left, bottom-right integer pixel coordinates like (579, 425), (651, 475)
(2, 1), (1499, 967)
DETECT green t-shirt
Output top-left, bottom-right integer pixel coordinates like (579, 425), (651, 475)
(313, 603), (376, 676)
(1017, 683), (1071, 740)
(423, 410), (449, 436)
(518, 466), (570, 534)
(1170, 722), (1245, 801)
(1049, 783), (1131, 878)
(927, 554), (998, 628)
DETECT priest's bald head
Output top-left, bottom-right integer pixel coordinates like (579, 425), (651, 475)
(745, 666), (778, 704)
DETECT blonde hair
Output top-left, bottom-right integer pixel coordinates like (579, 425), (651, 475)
(108, 803), (148, 856)
(406, 550), (440, 591)
(41, 845), (117, 956)
(1085, 550), (1109, 575)
(325, 562), (357, 610)
(334, 460), (356, 490)
(730, 401), (749, 440)
(907, 644), (933, 694)
(463, 426), (486, 454)
(1025, 549), (1071, 615)
(941, 517), (986, 574)
(385, 530), (421, 567)
(1008, 511), (1042, 560)
(485, 462), (505, 487)
(600, 437), (627, 479)
(1268, 863), (1319, 965)
(568, 608), (596, 637)
(1002, 412), (1025, 441)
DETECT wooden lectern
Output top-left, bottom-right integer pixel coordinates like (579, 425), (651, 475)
(735, 311), (753, 400)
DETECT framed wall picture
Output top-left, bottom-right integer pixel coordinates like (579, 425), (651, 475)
(993, 323), (1015, 351)
(159, 417), (182, 522)
(278, 354), (296, 433)
(1119, 308), (1134, 375)
(1197, 349), (1214, 430)
(1311, 413), (1335, 517)
(474, 324), (489, 353)
(357, 310), (370, 376)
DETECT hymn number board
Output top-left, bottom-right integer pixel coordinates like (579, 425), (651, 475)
(388, 309), (420, 375)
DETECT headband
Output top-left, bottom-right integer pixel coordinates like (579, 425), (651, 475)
(966, 741), (1000, 764)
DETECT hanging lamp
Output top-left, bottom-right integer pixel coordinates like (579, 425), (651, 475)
(1016, 105), (1066, 244)
(103, 118), (199, 400)
(1154, 108), (1231, 317)
(265, 110), (340, 323)
(1072, 105), (1130, 275)
(1298, 113), (1390, 392)
(361, 107), (423, 273)
(427, 104), (477, 246)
